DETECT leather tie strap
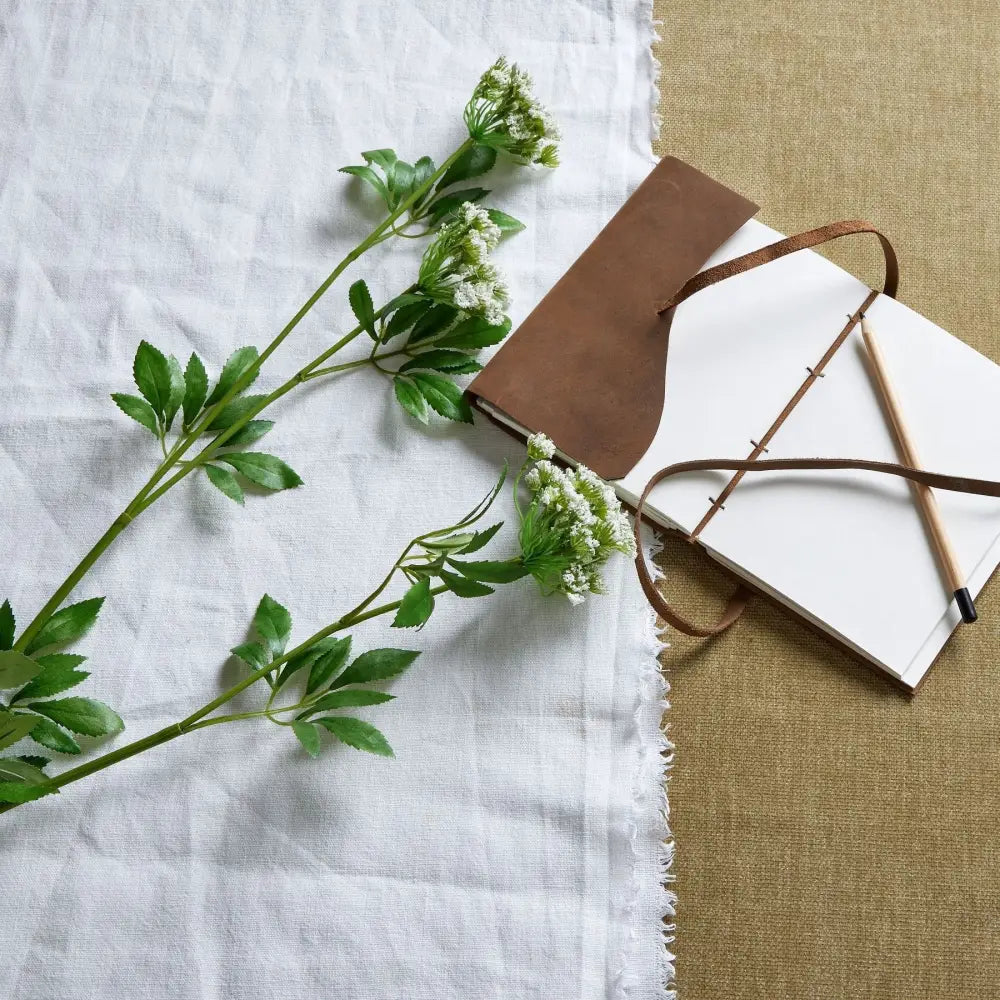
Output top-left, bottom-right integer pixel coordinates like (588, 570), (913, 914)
(635, 220), (995, 636)
(656, 219), (899, 315)
(634, 458), (1000, 634)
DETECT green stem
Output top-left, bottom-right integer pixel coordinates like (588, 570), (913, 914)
(0, 582), (449, 814)
(12, 140), (473, 651)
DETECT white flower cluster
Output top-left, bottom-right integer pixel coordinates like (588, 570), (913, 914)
(465, 57), (560, 167)
(526, 432), (555, 461)
(522, 459), (636, 605)
(418, 202), (510, 326)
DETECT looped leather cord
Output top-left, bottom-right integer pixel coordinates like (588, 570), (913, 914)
(656, 220), (899, 315)
(633, 458), (1000, 635)
(636, 222), (906, 635)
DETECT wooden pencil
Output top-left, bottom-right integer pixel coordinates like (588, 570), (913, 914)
(860, 313), (977, 623)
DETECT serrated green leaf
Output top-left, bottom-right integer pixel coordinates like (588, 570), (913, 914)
(411, 373), (474, 424)
(110, 393), (159, 436)
(206, 464), (245, 505)
(11, 654), (88, 701)
(422, 532), (477, 553)
(219, 452), (304, 491)
(361, 148), (397, 172)
(330, 648), (419, 689)
(436, 144), (497, 191)
(0, 600), (13, 652)
(459, 521), (503, 554)
(27, 716), (80, 755)
(438, 569), (495, 598)
(206, 394), (269, 432)
(254, 595), (292, 657)
(17, 755), (49, 769)
(276, 635), (347, 689)
(411, 156), (436, 208)
(434, 315), (511, 350)
(408, 304), (459, 345)
(182, 352), (209, 427)
(388, 159), (415, 206)
(0, 651), (40, 689)
(486, 208), (526, 234)
(206, 346), (259, 407)
(305, 690), (395, 716)
(0, 781), (53, 803)
(164, 354), (186, 432)
(448, 558), (529, 583)
(27, 698), (124, 738)
(231, 640), (269, 671)
(349, 279), (376, 339)
(427, 187), (490, 225)
(399, 350), (483, 375)
(306, 636), (352, 695)
(339, 164), (389, 203)
(221, 420), (274, 448)
(385, 299), (433, 340)
(292, 720), (321, 758)
(25, 597), (104, 655)
(132, 340), (173, 418)
(0, 757), (48, 785)
(315, 716), (394, 757)
(392, 578), (434, 629)
(393, 377), (429, 424)
(0, 711), (38, 751)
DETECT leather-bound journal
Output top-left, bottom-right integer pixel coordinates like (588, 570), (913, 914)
(470, 157), (1000, 692)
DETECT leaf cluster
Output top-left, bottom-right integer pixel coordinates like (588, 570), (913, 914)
(0, 597), (123, 802)
(339, 144), (524, 234)
(231, 596), (417, 759)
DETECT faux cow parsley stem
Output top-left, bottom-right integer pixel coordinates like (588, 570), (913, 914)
(0, 58), (576, 809)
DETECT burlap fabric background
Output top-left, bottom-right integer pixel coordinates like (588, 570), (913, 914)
(650, 3), (1000, 997)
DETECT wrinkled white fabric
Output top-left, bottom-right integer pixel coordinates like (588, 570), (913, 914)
(0, 3), (669, 998)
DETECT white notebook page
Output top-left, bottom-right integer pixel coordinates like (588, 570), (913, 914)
(617, 220), (1000, 686)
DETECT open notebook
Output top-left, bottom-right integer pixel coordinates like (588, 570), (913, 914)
(471, 157), (1000, 691)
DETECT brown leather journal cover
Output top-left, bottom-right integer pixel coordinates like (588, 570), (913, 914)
(468, 156), (759, 479)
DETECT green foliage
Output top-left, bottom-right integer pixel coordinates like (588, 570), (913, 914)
(164, 355), (186, 432)
(292, 720), (321, 758)
(223, 420), (274, 448)
(27, 716), (81, 754)
(448, 558), (529, 583)
(385, 299), (433, 340)
(304, 690), (394, 715)
(0, 757), (48, 785)
(407, 304), (459, 344)
(254, 594), (292, 657)
(205, 464), (245, 505)
(25, 597), (104, 655)
(0, 754), (53, 804)
(0, 651), (41, 689)
(218, 453), (304, 491)
(435, 143), (497, 191)
(392, 578), (434, 629)
(0, 711), (39, 751)
(110, 393), (159, 436)
(231, 640), (269, 671)
(434, 315), (511, 350)
(0, 600), (13, 651)
(393, 377), (429, 424)
(349, 279), (377, 339)
(330, 648), (419, 689)
(182, 352), (209, 428)
(438, 569), (494, 598)
(398, 350), (482, 375)
(408, 373), (474, 423)
(316, 717), (394, 757)
(133, 340), (174, 419)
(305, 637), (352, 695)
(10, 654), (89, 701)
(426, 187), (489, 226)
(27, 698), (124, 738)
(206, 394), (269, 432)
(486, 208), (525, 234)
(206, 346), (260, 407)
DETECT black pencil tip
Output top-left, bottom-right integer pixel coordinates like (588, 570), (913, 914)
(955, 587), (978, 624)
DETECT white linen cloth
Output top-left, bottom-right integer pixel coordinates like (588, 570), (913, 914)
(0, 3), (669, 997)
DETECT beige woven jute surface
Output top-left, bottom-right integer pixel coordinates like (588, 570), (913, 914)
(650, 3), (1000, 996)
